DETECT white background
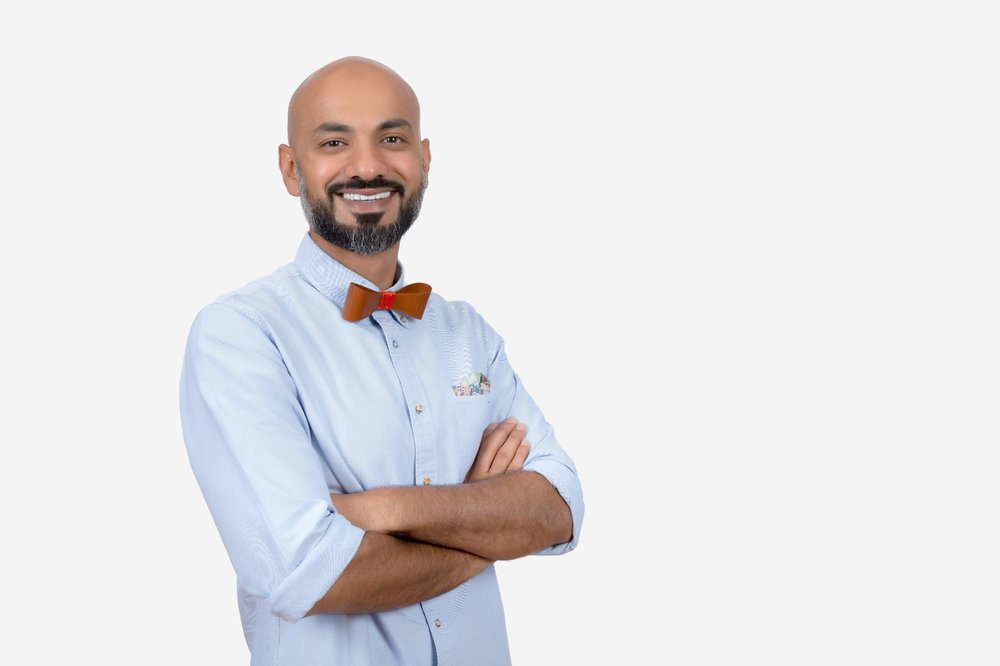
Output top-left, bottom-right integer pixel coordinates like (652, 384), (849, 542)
(2, 1), (998, 664)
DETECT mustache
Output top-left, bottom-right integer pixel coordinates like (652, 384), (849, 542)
(326, 177), (406, 198)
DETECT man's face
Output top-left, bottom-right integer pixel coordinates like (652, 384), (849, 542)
(281, 66), (431, 256)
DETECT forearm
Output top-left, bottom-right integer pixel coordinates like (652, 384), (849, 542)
(336, 471), (572, 561)
(307, 531), (491, 616)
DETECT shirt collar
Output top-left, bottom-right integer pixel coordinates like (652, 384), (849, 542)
(294, 233), (410, 317)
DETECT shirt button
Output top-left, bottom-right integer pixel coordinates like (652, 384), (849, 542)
(415, 404), (424, 414)
(423, 477), (431, 486)
(399, 315), (408, 322)
(392, 339), (399, 348)
(434, 619), (442, 628)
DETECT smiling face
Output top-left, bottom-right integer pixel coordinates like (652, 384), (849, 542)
(279, 58), (431, 256)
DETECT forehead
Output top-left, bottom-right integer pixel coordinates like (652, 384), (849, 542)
(290, 66), (421, 142)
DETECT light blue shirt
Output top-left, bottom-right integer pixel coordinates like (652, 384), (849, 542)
(179, 234), (584, 665)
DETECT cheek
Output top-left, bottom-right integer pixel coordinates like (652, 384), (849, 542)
(300, 160), (340, 192)
(391, 156), (426, 187)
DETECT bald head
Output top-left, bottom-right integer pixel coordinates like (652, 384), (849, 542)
(287, 56), (422, 147)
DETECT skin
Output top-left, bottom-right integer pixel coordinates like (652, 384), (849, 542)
(280, 57), (572, 616)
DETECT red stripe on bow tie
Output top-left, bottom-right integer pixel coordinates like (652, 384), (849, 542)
(378, 291), (396, 310)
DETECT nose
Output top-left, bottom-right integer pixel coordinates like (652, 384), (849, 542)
(344, 140), (388, 182)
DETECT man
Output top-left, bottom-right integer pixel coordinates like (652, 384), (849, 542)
(179, 56), (584, 665)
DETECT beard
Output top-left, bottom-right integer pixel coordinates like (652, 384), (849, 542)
(298, 171), (427, 256)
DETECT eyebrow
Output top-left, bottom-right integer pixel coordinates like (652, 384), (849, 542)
(313, 122), (351, 135)
(376, 118), (413, 132)
(312, 118), (414, 136)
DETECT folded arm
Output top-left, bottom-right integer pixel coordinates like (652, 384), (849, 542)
(332, 418), (573, 561)
(340, 472), (571, 561)
(311, 419), (542, 613)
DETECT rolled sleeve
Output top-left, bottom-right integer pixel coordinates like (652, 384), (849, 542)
(268, 508), (365, 621)
(486, 335), (585, 555)
(179, 302), (363, 623)
(523, 455), (584, 555)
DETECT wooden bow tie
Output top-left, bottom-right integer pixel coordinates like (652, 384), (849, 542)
(342, 282), (432, 322)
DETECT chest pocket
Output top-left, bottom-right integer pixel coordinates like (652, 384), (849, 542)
(451, 393), (494, 472)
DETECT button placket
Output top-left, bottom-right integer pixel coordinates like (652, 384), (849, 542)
(375, 311), (437, 492)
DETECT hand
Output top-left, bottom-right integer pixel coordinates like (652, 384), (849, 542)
(465, 417), (530, 483)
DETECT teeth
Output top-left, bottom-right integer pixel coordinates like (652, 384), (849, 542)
(342, 192), (392, 201)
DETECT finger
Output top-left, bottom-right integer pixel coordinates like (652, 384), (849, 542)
(509, 440), (530, 471)
(489, 421), (528, 474)
(483, 417), (517, 450)
(468, 418), (517, 479)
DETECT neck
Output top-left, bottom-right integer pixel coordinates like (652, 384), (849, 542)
(308, 230), (400, 290)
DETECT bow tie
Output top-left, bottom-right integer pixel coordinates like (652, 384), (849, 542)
(342, 282), (432, 322)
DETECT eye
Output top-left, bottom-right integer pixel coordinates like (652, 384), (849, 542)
(322, 139), (345, 148)
(383, 135), (404, 144)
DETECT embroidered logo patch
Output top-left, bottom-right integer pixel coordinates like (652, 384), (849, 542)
(452, 372), (491, 397)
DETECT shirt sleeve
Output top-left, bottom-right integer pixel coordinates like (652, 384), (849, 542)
(482, 323), (585, 556)
(179, 302), (365, 622)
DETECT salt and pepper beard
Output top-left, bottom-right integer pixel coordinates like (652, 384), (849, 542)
(297, 170), (427, 256)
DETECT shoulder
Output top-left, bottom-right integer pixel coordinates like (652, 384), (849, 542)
(188, 263), (301, 340)
(424, 292), (503, 347)
(217, 263), (303, 313)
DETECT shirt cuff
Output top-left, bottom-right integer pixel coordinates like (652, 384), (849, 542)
(267, 511), (366, 622)
(523, 457), (584, 555)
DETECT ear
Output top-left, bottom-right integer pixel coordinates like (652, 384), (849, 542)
(421, 138), (431, 176)
(278, 144), (301, 196)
